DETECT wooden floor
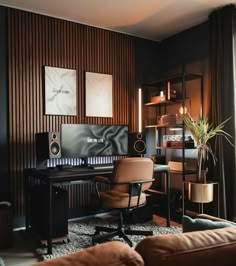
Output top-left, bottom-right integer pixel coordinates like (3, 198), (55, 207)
(0, 228), (40, 266)
(0, 214), (181, 266)
(153, 214), (182, 227)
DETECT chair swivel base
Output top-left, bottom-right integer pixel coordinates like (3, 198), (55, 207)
(92, 225), (153, 247)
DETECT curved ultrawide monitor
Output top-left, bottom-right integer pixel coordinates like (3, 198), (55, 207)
(61, 124), (128, 158)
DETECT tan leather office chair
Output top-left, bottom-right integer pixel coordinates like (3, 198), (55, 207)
(92, 157), (154, 247)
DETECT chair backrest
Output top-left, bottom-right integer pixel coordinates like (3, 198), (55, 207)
(111, 157), (154, 193)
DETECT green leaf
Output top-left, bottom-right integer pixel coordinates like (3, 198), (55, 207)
(180, 112), (234, 182)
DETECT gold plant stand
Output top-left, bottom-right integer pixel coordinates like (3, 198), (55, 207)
(182, 181), (219, 215)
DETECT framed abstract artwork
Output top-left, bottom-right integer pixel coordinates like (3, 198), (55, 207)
(85, 72), (113, 117)
(44, 66), (77, 116)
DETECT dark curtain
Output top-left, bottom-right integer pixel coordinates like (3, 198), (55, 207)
(209, 4), (236, 220)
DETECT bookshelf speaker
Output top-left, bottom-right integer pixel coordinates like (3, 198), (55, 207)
(35, 132), (61, 160)
(128, 132), (146, 156)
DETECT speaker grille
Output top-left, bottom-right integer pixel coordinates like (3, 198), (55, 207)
(134, 139), (146, 153)
(51, 133), (58, 140)
(50, 142), (60, 156)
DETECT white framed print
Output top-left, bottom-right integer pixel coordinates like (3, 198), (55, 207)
(85, 72), (113, 117)
(44, 66), (77, 116)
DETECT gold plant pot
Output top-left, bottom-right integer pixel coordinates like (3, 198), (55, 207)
(188, 182), (214, 203)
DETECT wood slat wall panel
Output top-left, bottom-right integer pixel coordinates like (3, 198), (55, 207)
(8, 9), (136, 216)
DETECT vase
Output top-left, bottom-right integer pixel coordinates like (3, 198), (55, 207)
(188, 182), (214, 203)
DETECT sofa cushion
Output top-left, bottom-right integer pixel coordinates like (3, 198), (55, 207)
(32, 241), (144, 266)
(0, 258), (5, 266)
(135, 226), (236, 266)
(197, 213), (236, 224)
(182, 215), (235, 232)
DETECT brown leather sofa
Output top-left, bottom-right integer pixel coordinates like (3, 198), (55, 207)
(32, 214), (236, 266)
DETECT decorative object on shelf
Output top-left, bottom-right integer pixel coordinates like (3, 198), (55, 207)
(170, 90), (177, 99)
(179, 105), (188, 115)
(167, 81), (177, 100)
(168, 161), (187, 172)
(44, 66), (77, 116)
(150, 88), (177, 104)
(181, 112), (233, 203)
(159, 114), (177, 125)
(151, 93), (165, 103)
(163, 135), (194, 148)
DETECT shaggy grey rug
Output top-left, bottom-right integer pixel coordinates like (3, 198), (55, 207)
(36, 218), (182, 261)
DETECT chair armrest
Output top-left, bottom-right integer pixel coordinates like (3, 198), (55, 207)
(94, 176), (110, 183)
(109, 179), (155, 186)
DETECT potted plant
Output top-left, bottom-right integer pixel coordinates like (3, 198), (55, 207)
(181, 112), (233, 203)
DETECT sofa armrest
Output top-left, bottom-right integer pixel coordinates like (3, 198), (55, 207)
(135, 226), (236, 266)
(32, 241), (144, 266)
(196, 213), (236, 225)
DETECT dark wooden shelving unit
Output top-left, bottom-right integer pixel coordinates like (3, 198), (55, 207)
(143, 72), (203, 180)
(143, 72), (203, 216)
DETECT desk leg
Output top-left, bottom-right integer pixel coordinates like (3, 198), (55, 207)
(47, 182), (53, 254)
(24, 171), (30, 231)
(166, 171), (170, 227)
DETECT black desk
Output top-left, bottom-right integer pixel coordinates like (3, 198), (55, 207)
(24, 164), (170, 254)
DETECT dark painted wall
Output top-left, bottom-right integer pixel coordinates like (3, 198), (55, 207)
(161, 21), (209, 73)
(134, 37), (162, 158)
(135, 37), (162, 87)
(161, 22), (210, 113)
(0, 6), (9, 201)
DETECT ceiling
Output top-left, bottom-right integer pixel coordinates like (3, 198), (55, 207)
(0, 0), (235, 41)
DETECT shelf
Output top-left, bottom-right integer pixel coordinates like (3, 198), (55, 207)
(156, 146), (196, 150)
(145, 124), (183, 129)
(142, 72), (203, 87)
(144, 97), (190, 106)
(144, 99), (182, 106)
